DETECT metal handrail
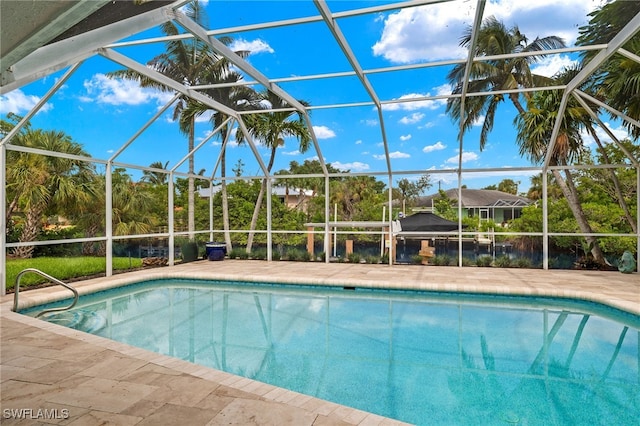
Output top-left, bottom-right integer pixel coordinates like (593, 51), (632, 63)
(13, 268), (79, 317)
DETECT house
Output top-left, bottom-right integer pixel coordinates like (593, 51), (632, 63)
(198, 185), (314, 212)
(272, 186), (315, 210)
(413, 188), (532, 225)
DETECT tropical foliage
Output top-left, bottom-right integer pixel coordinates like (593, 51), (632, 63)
(2, 1), (637, 270)
(446, 15), (565, 149)
(446, 0), (638, 266)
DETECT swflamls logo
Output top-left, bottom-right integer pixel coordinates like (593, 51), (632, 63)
(3, 408), (70, 420)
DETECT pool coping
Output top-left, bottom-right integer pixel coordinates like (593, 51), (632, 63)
(6, 261), (640, 315)
(2, 261), (639, 425)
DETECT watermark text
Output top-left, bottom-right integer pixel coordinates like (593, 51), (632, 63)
(3, 408), (70, 420)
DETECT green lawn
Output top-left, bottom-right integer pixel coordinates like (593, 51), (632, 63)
(6, 257), (143, 289)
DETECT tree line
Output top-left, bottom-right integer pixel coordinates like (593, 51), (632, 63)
(3, 0), (638, 266)
(445, 0), (639, 265)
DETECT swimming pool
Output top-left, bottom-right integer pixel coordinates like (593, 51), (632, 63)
(24, 279), (640, 425)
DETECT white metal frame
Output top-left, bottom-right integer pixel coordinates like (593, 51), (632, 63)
(1, 0), (639, 295)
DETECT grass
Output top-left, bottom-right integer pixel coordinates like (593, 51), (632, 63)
(6, 256), (143, 290)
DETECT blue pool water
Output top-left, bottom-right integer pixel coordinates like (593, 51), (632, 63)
(25, 279), (639, 425)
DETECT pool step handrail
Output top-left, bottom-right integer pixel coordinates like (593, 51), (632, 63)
(13, 268), (79, 317)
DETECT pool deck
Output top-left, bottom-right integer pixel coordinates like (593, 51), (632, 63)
(1, 261), (638, 425)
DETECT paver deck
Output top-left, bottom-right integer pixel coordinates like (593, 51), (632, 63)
(2, 261), (638, 425)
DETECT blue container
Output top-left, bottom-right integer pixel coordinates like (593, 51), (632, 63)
(206, 242), (227, 261)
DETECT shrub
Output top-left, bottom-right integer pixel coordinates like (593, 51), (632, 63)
(494, 255), (512, 268)
(365, 255), (381, 264)
(433, 254), (453, 266)
(411, 254), (424, 265)
(300, 250), (311, 262)
(515, 257), (532, 268)
(476, 255), (492, 267)
(229, 248), (245, 259)
(251, 248), (267, 260)
(286, 248), (304, 261)
(348, 253), (361, 263)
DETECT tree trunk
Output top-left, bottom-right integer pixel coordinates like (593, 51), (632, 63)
(188, 120), (195, 240)
(12, 204), (44, 258)
(552, 169), (607, 265)
(6, 194), (19, 230)
(246, 179), (267, 254)
(221, 144), (232, 253)
(246, 145), (277, 253)
(82, 223), (100, 255)
(588, 126), (637, 233)
(509, 93), (527, 115)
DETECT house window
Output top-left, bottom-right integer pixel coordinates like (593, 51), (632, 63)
(503, 209), (513, 221)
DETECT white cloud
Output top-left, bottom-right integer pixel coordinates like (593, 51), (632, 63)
(445, 151), (479, 164)
(423, 141), (447, 153)
(472, 115), (486, 127)
(313, 125), (336, 139)
(330, 161), (370, 172)
(390, 151), (410, 159)
(374, 151), (410, 160)
(195, 109), (214, 123)
(373, 4), (470, 63)
(582, 122), (630, 147)
(283, 150), (300, 155)
(0, 89), (53, 114)
(484, 0), (605, 47)
(531, 55), (579, 78)
(230, 38), (274, 55)
(82, 74), (174, 106)
(420, 121), (437, 129)
(400, 134), (412, 141)
(355, 139), (363, 145)
(372, 1), (601, 64)
(383, 90), (448, 111)
(399, 112), (424, 124)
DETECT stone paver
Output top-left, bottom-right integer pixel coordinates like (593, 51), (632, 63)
(1, 261), (638, 425)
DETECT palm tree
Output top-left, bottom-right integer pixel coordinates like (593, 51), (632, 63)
(74, 169), (155, 255)
(108, 1), (212, 240)
(237, 91), (311, 253)
(110, 168), (155, 237)
(141, 161), (169, 186)
(447, 16), (566, 149)
(551, 65), (636, 233)
(526, 173), (563, 201)
(5, 128), (95, 258)
(577, 1), (640, 139)
(179, 62), (261, 252)
(515, 72), (608, 265)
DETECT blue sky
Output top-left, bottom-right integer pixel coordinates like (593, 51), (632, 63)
(1, 0), (631, 193)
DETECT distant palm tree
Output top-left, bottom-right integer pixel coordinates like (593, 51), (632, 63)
(447, 16), (566, 149)
(237, 91), (311, 253)
(179, 61), (260, 252)
(526, 173), (563, 201)
(75, 169), (155, 255)
(108, 1), (212, 240)
(142, 161), (170, 186)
